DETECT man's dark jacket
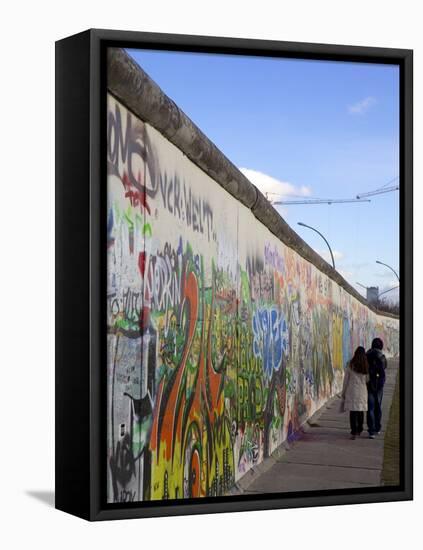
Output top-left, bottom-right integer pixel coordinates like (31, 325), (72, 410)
(366, 348), (387, 393)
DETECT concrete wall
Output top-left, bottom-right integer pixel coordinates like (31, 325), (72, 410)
(106, 93), (399, 504)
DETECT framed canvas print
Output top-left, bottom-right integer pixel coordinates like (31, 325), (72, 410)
(55, 29), (413, 521)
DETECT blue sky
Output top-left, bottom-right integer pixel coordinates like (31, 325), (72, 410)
(127, 49), (400, 301)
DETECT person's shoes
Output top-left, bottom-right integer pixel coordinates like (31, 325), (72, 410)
(350, 435), (356, 440)
(369, 434), (375, 439)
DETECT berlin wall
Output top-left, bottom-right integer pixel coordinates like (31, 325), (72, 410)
(106, 49), (399, 503)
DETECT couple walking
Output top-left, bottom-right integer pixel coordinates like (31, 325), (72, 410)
(341, 338), (387, 440)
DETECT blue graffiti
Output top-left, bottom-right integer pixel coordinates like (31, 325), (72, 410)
(252, 308), (289, 378)
(342, 315), (351, 368)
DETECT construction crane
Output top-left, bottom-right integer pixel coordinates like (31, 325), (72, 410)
(266, 175), (398, 204)
(270, 197), (371, 205)
(356, 185), (399, 199)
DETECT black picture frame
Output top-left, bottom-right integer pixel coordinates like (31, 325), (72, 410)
(55, 28), (413, 521)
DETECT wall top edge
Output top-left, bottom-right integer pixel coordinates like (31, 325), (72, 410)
(106, 47), (399, 321)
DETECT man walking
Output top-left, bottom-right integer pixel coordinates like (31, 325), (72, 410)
(366, 338), (387, 439)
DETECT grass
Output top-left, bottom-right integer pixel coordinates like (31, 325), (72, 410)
(382, 366), (400, 486)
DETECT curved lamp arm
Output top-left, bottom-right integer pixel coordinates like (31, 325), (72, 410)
(376, 260), (400, 283)
(298, 222), (335, 269)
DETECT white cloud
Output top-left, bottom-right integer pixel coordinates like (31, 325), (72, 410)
(338, 269), (353, 279)
(239, 167), (312, 202)
(344, 261), (371, 270)
(348, 96), (376, 115)
(384, 279), (400, 289)
(318, 249), (344, 262)
(374, 270), (399, 281)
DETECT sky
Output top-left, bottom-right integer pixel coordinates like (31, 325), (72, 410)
(127, 49), (400, 302)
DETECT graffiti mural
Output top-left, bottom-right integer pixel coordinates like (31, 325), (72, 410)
(107, 95), (399, 503)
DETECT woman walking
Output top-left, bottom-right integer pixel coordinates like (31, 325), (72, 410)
(341, 346), (369, 439)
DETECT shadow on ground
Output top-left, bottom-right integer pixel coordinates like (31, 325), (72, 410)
(26, 490), (55, 508)
(237, 358), (399, 495)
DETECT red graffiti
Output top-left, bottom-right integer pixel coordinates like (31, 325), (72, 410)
(150, 268), (199, 460)
(149, 264), (226, 496)
(122, 171), (151, 214)
(138, 251), (147, 276)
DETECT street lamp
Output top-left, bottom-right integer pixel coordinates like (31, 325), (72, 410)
(356, 282), (368, 291)
(297, 222), (335, 269)
(376, 260), (400, 283)
(378, 285), (400, 299)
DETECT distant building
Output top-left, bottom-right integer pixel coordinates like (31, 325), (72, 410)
(367, 286), (379, 305)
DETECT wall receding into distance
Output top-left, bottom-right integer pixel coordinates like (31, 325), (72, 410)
(106, 83), (399, 503)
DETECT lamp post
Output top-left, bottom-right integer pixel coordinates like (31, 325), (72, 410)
(376, 260), (400, 283)
(298, 222), (335, 269)
(356, 282), (368, 291)
(378, 285), (399, 299)
(377, 285), (400, 315)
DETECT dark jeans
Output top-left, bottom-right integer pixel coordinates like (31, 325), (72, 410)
(367, 388), (383, 435)
(349, 411), (364, 435)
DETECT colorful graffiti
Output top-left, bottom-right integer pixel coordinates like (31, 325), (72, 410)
(106, 95), (399, 503)
(252, 308), (289, 378)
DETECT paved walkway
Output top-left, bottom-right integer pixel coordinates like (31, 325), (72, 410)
(238, 358), (399, 494)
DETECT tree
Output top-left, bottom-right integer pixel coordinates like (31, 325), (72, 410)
(377, 296), (399, 316)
